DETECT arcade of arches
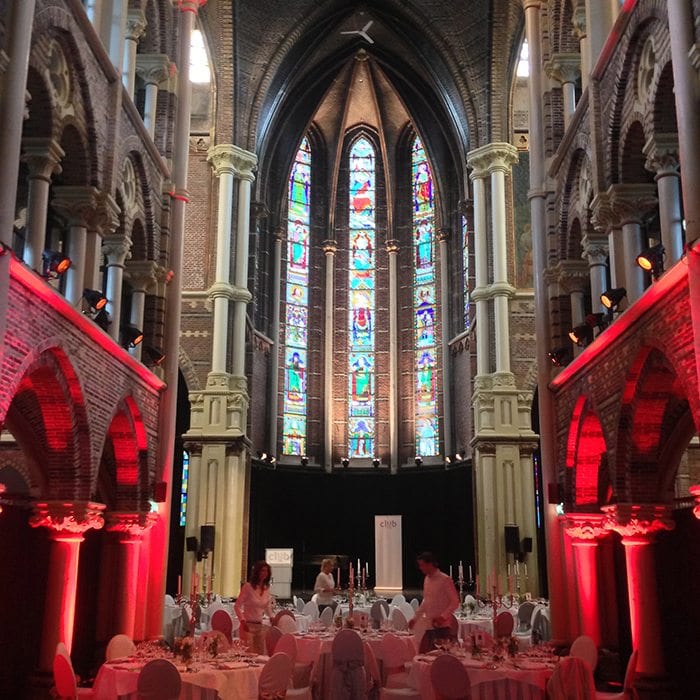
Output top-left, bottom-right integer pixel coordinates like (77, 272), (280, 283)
(0, 0), (699, 697)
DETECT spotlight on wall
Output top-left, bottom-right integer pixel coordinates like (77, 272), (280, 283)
(372, 457), (381, 468)
(568, 324), (593, 347)
(415, 456), (423, 467)
(259, 451), (269, 461)
(585, 312), (608, 332)
(445, 456), (452, 465)
(547, 347), (571, 367)
(455, 451), (464, 462)
(143, 345), (166, 367)
(93, 309), (111, 332)
(269, 455), (277, 465)
(600, 287), (627, 312)
(636, 243), (665, 278)
(42, 249), (71, 278)
(300, 455), (309, 467)
(341, 458), (350, 468)
(82, 288), (108, 311)
(122, 325), (144, 348)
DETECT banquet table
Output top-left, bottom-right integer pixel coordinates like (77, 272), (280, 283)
(93, 655), (267, 700)
(408, 650), (557, 700)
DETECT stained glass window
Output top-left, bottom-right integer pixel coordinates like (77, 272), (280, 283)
(462, 216), (470, 330)
(179, 450), (189, 527)
(282, 137), (311, 456)
(412, 137), (439, 457)
(348, 138), (376, 458)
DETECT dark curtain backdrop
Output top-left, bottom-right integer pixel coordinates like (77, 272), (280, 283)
(248, 465), (474, 592)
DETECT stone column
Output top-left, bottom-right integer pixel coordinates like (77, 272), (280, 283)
(581, 234), (608, 314)
(97, 0), (129, 73)
(564, 514), (610, 647)
(21, 138), (65, 272)
(268, 227), (285, 455)
(207, 144), (238, 375)
(644, 135), (684, 266)
(29, 501), (105, 671)
(135, 55), (171, 139)
(122, 9), (147, 99)
(85, 193), (120, 291)
(608, 184), (658, 304)
(584, 0), (619, 75)
(544, 53), (581, 130)
(386, 239), (400, 472)
(105, 512), (156, 638)
(0, 0), (36, 247)
(557, 261), (589, 354)
(125, 261), (157, 359)
(51, 186), (100, 305)
(571, 2), (590, 92)
(181, 442), (202, 596)
(604, 504), (674, 679)
(323, 239), (337, 471)
(437, 228), (453, 457)
(102, 237), (132, 340)
(591, 192), (624, 291)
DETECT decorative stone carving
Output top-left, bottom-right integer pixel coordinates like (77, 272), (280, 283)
(228, 145), (258, 182)
(30, 501), (105, 536)
(602, 503), (675, 542)
(21, 137), (64, 179)
(102, 236), (132, 265)
(437, 228), (451, 243)
(106, 511), (157, 539)
(467, 142), (519, 179)
(47, 40), (73, 113)
(322, 239), (338, 254)
(564, 513), (609, 541)
(135, 53), (171, 86)
(554, 259), (590, 295)
(125, 9), (147, 43)
(580, 235), (609, 266)
(207, 281), (236, 302)
(636, 36), (657, 103)
(606, 184), (658, 226)
(643, 133), (680, 176)
(545, 53), (581, 85)
(571, 2), (587, 41)
(121, 158), (139, 216)
(207, 144), (238, 177)
(51, 186), (100, 228)
(95, 192), (121, 236)
(125, 260), (158, 292)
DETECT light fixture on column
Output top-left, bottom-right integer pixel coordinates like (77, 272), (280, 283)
(372, 457), (381, 468)
(41, 249), (71, 278)
(82, 288), (108, 311)
(568, 324), (593, 348)
(300, 455), (309, 467)
(600, 287), (627, 312)
(122, 325), (144, 348)
(93, 309), (111, 332)
(415, 456), (423, 467)
(341, 458), (350, 468)
(454, 451), (464, 462)
(547, 347), (571, 367)
(143, 345), (166, 367)
(445, 456), (452, 465)
(636, 243), (665, 278)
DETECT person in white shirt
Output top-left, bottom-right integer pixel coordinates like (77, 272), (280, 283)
(409, 551), (460, 652)
(313, 558), (336, 612)
(234, 560), (274, 654)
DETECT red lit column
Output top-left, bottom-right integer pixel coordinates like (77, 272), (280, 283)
(106, 512), (156, 638)
(603, 504), (674, 678)
(30, 501), (105, 671)
(564, 513), (609, 647)
(133, 527), (152, 641)
(690, 485), (700, 520)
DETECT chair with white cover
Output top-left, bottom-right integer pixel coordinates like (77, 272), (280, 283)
(517, 601), (536, 632)
(330, 629), (365, 700)
(105, 634), (136, 661)
(164, 594), (175, 606)
(258, 652), (294, 700)
(53, 653), (94, 699)
(398, 601), (415, 621)
(277, 634), (313, 699)
(389, 607), (408, 631)
(464, 595), (476, 607)
(295, 597), (306, 613)
(363, 641), (419, 700)
(595, 650), (638, 700)
(571, 635), (598, 673)
(319, 605), (334, 628)
(381, 633), (413, 689)
(137, 659), (181, 700)
(276, 633), (298, 664)
(311, 593), (319, 603)
(266, 625), (283, 656)
(546, 656), (596, 700)
(371, 600), (388, 629)
(231, 615), (241, 638)
(276, 613), (299, 635)
(409, 598), (420, 611)
(494, 611), (514, 638)
(293, 635), (321, 689)
(532, 608), (551, 643)
(302, 600), (319, 621)
(211, 609), (234, 642)
(430, 653), (471, 700)
(391, 594), (406, 606)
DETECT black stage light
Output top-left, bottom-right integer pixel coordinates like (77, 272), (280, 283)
(143, 345), (166, 366)
(600, 287), (626, 312)
(372, 458), (381, 468)
(300, 455), (309, 467)
(568, 324), (593, 347)
(547, 347), (571, 367)
(636, 243), (664, 278)
(93, 309), (111, 332)
(415, 456), (423, 467)
(122, 325), (144, 348)
(455, 452), (464, 462)
(83, 288), (107, 311)
(341, 458), (350, 468)
(42, 249), (71, 278)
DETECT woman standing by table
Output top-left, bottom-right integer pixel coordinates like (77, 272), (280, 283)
(234, 560), (274, 654)
(314, 558), (336, 614)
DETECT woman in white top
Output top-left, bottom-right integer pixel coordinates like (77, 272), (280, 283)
(234, 560), (274, 654)
(313, 558), (336, 611)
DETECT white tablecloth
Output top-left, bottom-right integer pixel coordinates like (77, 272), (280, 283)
(409, 654), (555, 700)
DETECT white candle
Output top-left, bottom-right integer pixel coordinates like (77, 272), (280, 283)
(366, 561), (370, 577)
(449, 565), (453, 578)
(357, 558), (361, 574)
(507, 563), (511, 576)
(336, 567), (341, 588)
(469, 564), (473, 580)
(524, 564), (528, 578)
(458, 560), (463, 578)
(516, 561), (520, 574)
(177, 574), (181, 596)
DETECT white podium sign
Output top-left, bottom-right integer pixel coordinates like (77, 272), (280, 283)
(374, 515), (402, 595)
(266, 548), (293, 599)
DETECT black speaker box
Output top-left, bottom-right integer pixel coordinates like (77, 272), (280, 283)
(200, 525), (215, 553)
(186, 536), (198, 552)
(504, 525), (520, 554)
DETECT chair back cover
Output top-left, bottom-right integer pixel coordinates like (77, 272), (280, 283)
(398, 601), (416, 621)
(517, 601), (535, 630)
(302, 600), (319, 620)
(297, 635), (321, 664)
(106, 634), (136, 661)
(570, 635), (598, 672)
(410, 598), (420, 610)
(381, 632), (411, 670)
(370, 600), (387, 628)
(266, 626), (283, 656)
(211, 609), (234, 642)
(430, 653), (471, 699)
(137, 658), (182, 700)
(330, 630), (365, 700)
(546, 656), (595, 700)
(319, 605), (334, 628)
(164, 594), (175, 606)
(295, 597), (306, 613)
(532, 608), (551, 643)
(275, 633), (298, 664)
(53, 653), (77, 698)
(464, 595), (476, 607)
(258, 652), (294, 699)
(624, 649), (639, 691)
(390, 607), (408, 631)
(495, 611), (514, 638)
(277, 614), (299, 635)
(391, 594), (406, 605)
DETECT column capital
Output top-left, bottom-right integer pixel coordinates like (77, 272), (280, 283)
(545, 52), (581, 85)
(231, 285), (253, 304)
(643, 133), (680, 177)
(125, 8), (147, 41)
(385, 238), (400, 253)
(273, 225), (286, 242)
(207, 281), (236, 301)
(135, 53), (172, 86)
(437, 228), (451, 243)
(210, 144), (258, 181)
(175, 0), (207, 13)
(581, 234), (609, 265)
(571, 2), (587, 40)
(51, 185), (101, 228)
(553, 259), (590, 293)
(29, 500), (105, 538)
(94, 192), (121, 236)
(564, 513), (610, 542)
(602, 503), (675, 543)
(522, 0), (542, 10)
(21, 137), (65, 179)
(467, 142), (519, 178)
(125, 260), (159, 292)
(105, 511), (157, 540)
(322, 239), (338, 254)
(606, 184), (658, 226)
(102, 236), (132, 265)
(689, 485), (700, 521)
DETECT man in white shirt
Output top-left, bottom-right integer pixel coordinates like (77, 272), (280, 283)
(409, 551), (460, 652)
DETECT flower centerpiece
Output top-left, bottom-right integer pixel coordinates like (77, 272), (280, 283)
(173, 635), (195, 664)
